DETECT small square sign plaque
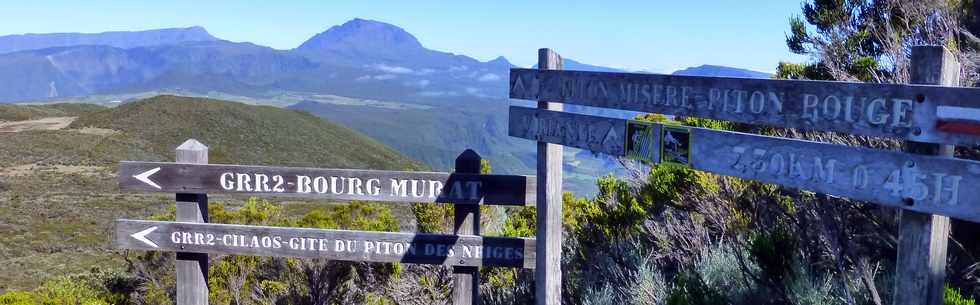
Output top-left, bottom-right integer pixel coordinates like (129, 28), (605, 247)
(660, 126), (691, 166)
(625, 120), (657, 164)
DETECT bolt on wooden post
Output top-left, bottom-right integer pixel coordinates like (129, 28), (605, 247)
(175, 139), (209, 305)
(893, 46), (959, 305)
(453, 149), (482, 305)
(536, 48), (563, 305)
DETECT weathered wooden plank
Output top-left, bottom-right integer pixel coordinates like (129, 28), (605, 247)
(894, 46), (957, 305)
(175, 139), (208, 305)
(509, 68), (980, 146)
(453, 150), (481, 305)
(509, 107), (980, 223)
(119, 162), (536, 206)
(535, 48), (564, 305)
(509, 105), (626, 156)
(114, 219), (536, 269)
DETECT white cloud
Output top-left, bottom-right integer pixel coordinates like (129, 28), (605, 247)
(419, 91), (458, 97)
(373, 74), (396, 80)
(405, 79), (430, 88)
(368, 64), (414, 74)
(476, 73), (501, 82)
(355, 75), (371, 81)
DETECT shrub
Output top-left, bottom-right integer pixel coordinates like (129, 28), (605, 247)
(0, 291), (34, 305)
(749, 224), (798, 284)
(946, 285), (977, 305)
(666, 272), (728, 305)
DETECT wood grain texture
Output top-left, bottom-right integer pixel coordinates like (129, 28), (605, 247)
(119, 162), (536, 206)
(511, 107), (980, 223)
(509, 106), (626, 156)
(453, 150), (481, 305)
(536, 48), (563, 305)
(509, 68), (980, 146)
(114, 219), (536, 268)
(893, 46), (958, 305)
(175, 139), (208, 305)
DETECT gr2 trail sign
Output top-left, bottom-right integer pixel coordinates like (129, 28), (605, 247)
(119, 161), (535, 206)
(116, 140), (535, 305)
(509, 68), (980, 146)
(510, 47), (975, 305)
(115, 219), (535, 268)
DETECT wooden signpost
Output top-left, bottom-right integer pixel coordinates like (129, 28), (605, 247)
(119, 161), (536, 206)
(114, 46), (974, 305)
(115, 219), (535, 268)
(116, 141), (538, 305)
(510, 61), (980, 146)
(510, 106), (980, 223)
(510, 47), (976, 305)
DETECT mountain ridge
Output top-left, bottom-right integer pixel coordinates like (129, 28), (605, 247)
(0, 19), (770, 103)
(0, 26), (218, 55)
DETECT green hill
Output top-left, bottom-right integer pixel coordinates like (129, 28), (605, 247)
(0, 103), (104, 121)
(70, 95), (420, 170)
(0, 95), (421, 291)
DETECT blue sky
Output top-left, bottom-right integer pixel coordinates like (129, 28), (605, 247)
(1, 0), (808, 73)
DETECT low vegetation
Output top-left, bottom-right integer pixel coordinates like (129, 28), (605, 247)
(0, 103), (104, 121)
(0, 96), (421, 291)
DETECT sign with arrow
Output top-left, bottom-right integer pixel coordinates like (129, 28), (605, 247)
(509, 106), (980, 223)
(114, 219), (536, 268)
(119, 162), (536, 206)
(509, 69), (980, 146)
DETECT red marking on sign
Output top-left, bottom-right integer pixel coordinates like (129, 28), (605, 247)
(937, 121), (980, 136)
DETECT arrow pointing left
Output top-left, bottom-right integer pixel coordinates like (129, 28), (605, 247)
(131, 226), (159, 248)
(133, 167), (162, 189)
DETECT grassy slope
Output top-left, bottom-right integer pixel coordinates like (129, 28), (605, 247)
(0, 103), (105, 121)
(0, 95), (421, 291)
(71, 95), (420, 170)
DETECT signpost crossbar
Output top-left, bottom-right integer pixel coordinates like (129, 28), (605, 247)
(509, 105), (980, 223)
(119, 161), (536, 206)
(115, 219), (536, 269)
(509, 68), (980, 146)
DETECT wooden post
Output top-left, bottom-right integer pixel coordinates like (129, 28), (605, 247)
(893, 46), (959, 305)
(536, 48), (563, 305)
(453, 149), (481, 305)
(176, 139), (209, 305)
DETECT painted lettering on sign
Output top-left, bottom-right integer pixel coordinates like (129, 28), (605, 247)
(115, 220), (535, 268)
(509, 69), (951, 141)
(508, 106), (626, 156)
(509, 107), (980, 223)
(119, 162), (535, 206)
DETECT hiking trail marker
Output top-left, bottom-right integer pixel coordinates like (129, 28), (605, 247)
(119, 162), (536, 206)
(510, 47), (976, 305)
(115, 142), (537, 305)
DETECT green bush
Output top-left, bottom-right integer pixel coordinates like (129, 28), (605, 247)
(749, 224), (798, 284)
(299, 201), (398, 231)
(666, 272), (728, 305)
(946, 285), (977, 305)
(0, 291), (34, 305)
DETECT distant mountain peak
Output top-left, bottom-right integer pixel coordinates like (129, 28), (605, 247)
(487, 56), (512, 67)
(672, 64), (771, 79)
(296, 18), (424, 52)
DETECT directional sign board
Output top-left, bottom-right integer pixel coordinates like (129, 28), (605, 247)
(115, 219), (535, 268)
(510, 69), (980, 146)
(119, 162), (535, 206)
(509, 106), (980, 223)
